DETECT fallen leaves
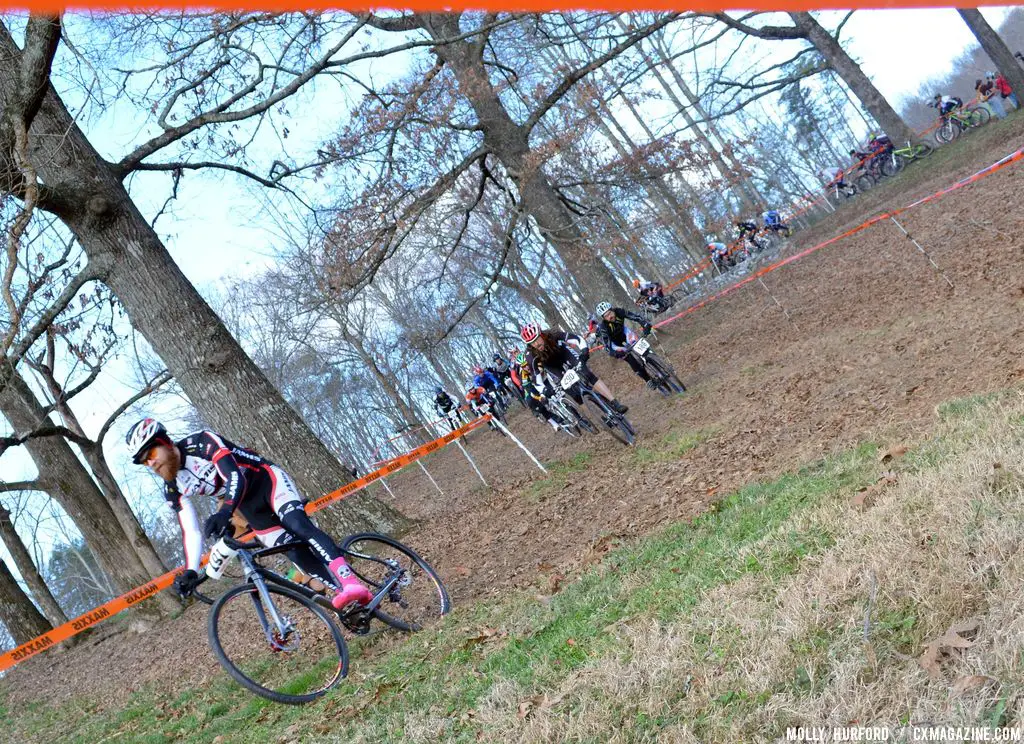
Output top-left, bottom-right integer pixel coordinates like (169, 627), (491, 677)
(462, 627), (506, 650)
(851, 471), (898, 510)
(918, 619), (980, 678)
(517, 691), (565, 719)
(879, 444), (910, 463)
(951, 674), (994, 695)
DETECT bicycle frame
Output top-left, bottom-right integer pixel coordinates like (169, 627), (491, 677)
(198, 536), (406, 626)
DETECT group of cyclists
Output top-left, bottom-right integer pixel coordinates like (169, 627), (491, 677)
(432, 294), (682, 438)
(706, 210), (792, 273)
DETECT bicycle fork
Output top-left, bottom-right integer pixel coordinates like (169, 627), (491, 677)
(247, 574), (298, 651)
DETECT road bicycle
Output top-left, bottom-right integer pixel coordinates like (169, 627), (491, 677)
(193, 532), (450, 705)
(935, 106), (990, 144)
(624, 333), (686, 397)
(558, 362), (636, 446)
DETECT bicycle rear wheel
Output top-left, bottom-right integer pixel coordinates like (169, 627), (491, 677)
(581, 392), (635, 446)
(341, 533), (450, 632)
(854, 174), (874, 193)
(911, 142), (935, 159)
(967, 106), (990, 127)
(209, 583), (348, 705)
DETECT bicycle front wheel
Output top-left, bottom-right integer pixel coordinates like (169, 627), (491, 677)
(209, 583), (348, 705)
(854, 174), (874, 194)
(880, 154), (904, 177)
(935, 120), (959, 144)
(644, 352), (686, 394)
(581, 392), (636, 446)
(342, 533), (451, 632)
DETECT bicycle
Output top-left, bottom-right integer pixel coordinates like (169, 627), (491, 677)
(625, 333), (686, 397)
(193, 532), (450, 705)
(542, 384), (596, 437)
(558, 362), (636, 446)
(935, 106), (990, 144)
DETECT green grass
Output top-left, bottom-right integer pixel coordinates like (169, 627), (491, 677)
(526, 452), (592, 501)
(631, 428), (713, 465)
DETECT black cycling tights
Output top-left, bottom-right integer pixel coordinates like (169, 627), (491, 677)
(624, 353), (652, 381)
(278, 502), (344, 582)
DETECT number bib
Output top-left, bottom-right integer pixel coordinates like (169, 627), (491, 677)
(560, 369), (580, 390)
(633, 338), (651, 355)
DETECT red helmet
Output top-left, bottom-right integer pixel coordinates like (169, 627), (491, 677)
(472, 364), (483, 374)
(520, 322), (541, 343)
(632, 278), (641, 289)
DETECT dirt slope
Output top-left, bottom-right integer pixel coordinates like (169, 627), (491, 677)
(3, 116), (1023, 713)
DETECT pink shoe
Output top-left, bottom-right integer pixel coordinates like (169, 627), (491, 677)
(328, 557), (373, 610)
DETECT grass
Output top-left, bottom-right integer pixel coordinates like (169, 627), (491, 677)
(630, 428), (713, 465)
(526, 451), (592, 501)
(6, 390), (1024, 743)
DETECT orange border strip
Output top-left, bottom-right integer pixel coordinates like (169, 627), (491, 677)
(0, 414), (491, 674)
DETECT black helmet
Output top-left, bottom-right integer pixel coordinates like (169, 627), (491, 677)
(435, 386), (444, 395)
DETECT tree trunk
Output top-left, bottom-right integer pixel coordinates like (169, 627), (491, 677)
(790, 12), (918, 145)
(0, 558), (52, 645)
(420, 14), (627, 309)
(28, 374), (171, 577)
(957, 8), (1024, 96)
(0, 502), (67, 627)
(1, 373), (180, 614)
(0, 25), (407, 538)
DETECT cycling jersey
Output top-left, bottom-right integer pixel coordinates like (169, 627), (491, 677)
(762, 210), (781, 226)
(164, 431), (304, 571)
(596, 307), (648, 352)
(736, 221), (758, 236)
(473, 370), (501, 392)
(434, 391), (457, 413)
(708, 242), (729, 256)
(938, 96), (962, 115)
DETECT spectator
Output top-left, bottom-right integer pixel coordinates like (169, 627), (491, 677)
(994, 71), (1018, 110)
(977, 76), (1005, 120)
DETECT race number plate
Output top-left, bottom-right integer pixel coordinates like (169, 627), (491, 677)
(560, 369), (580, 390)
(633, 338), (651, 355)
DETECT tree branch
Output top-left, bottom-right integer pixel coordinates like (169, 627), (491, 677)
(525, 13), (681, 133)
(711, 12), (805, 41)
(96, 369), (172, 446)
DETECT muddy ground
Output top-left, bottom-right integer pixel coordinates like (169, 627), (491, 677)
(3, 116), (1023, 713)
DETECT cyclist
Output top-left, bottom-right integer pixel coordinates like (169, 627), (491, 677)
(520, 322), (628, 413)
(465, 384), (496, 418)
(434, 387), (461, 432)
(762, 209), (791, 237)
(735, 219), (758, 241)
(125, 418), (373, 610)
(707, 241), (732, 272)
(472, 364), (504, 401)
(932, 93), (963, 117)
(513, 351), (565, 430)
(821, 166), (855, 197)
(594, 301), (657, 390)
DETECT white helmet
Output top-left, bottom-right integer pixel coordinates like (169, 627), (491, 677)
(595, 301), (613, 316)
(126, 417), (168, 464)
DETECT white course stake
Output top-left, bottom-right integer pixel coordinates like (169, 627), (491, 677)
(488, 416), (548, 474)
(416, 460), (444, 496)
(889, 216), (955, 289)
(379, 478), (396, 499)
(455, 440), (489, 488)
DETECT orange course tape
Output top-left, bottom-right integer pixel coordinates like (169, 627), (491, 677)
(0, 414), (492, 674)
(653, 146), (1024, 330)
